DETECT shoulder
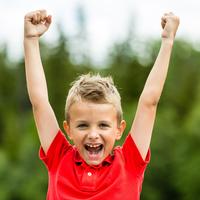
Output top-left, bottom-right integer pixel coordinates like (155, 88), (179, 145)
(39, 130), (72, 171)
(114, 134), (150, 168)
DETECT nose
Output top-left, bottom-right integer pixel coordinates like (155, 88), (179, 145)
(88, 129), (99, 140)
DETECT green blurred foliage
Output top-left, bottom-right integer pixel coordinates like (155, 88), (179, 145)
(1, 28), (200, 199)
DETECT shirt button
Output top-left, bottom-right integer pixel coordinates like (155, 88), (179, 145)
(87, 172), (92, 176)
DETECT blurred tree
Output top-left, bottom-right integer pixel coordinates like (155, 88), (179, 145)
(1, 28), (200, 199)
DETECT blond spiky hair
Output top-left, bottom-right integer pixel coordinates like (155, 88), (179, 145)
(65, 73), (123, 124)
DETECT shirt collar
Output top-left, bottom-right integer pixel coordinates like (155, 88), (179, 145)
(74, 147), (114, 168)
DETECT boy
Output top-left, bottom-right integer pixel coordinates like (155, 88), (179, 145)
(24, 10), (179, 200)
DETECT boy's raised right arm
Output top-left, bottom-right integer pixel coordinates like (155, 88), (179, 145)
(24, 10), (59, 154)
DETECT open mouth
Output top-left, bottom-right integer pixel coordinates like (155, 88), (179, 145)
(84, 143), (104, 154)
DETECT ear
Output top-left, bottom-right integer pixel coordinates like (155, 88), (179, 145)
(115, 120), (126, 140)
(63, 120), (72, 140)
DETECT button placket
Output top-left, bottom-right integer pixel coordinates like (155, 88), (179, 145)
(87, 172), (92, 176)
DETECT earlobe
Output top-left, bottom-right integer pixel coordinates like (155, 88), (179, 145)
(116, 120), (126, 140)
(63, 120), (72, 140)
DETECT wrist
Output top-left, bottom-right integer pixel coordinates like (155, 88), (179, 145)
(24, 36), (40, 51)
(161, 37), (174, 47)
(24, 36), (40, 42)
(24, 36), (40, 47)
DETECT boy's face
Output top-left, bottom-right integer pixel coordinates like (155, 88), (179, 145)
(63, 101), (126, 166)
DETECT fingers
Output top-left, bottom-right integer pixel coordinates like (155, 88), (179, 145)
(161, 13), (169, 28)
(160, 12), (180, 40)
(44, 15), (52, 29)
(161, 12), (179, 29)
(31, 10), (47, 25)
(161, 17), (166, 29)
(25, 10), (51, 25)
(161, 12), (179, 23)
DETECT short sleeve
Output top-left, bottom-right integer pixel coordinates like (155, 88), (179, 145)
(39, 130), (72, 172)
(122, 134), (150, 173)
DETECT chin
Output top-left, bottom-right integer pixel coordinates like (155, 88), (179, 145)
(86, 159), (102, 166)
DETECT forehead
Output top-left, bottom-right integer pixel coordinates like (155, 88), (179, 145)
(69, 101), (117, 122)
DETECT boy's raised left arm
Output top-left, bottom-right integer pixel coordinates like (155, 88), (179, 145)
(130, 13), (180, 160)
(24, 10), (60, 154)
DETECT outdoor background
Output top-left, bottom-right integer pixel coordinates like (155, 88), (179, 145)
(1, 0), (200, 199)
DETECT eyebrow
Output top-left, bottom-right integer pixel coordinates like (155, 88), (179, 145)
(75, 120), (111, 124)
(75, 120), (88, 124)
(98, 120), (112, 125)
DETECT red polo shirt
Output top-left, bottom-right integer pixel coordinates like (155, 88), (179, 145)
(39, 130), (150, 200)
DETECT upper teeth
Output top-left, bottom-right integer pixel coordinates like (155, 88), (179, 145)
(87, 144), (100, 148)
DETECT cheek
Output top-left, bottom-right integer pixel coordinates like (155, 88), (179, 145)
(104, 131), (116, 145)
(72, 133), (81, 141)
(106, 127), (117, 135)
(110, 127), (119, 137)
(71, 131), (86, 144)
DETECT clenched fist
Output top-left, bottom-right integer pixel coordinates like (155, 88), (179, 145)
(161, 12), (180, 41)
(24, 10), (52, 38)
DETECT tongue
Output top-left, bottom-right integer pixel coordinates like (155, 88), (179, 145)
(87, 147), (103, 161)
(88, 151), (101, 160)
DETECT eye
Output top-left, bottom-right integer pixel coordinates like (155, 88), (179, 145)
(77, 124), (88, 129)
(99, 123), (110, 129)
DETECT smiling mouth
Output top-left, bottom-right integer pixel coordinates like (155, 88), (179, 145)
(84, 143), (104, 154)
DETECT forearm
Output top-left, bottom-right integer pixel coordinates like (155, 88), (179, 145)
(140, 39), (174, 105)
(130, 13), (179, 159)
(24, 38), (49, 107)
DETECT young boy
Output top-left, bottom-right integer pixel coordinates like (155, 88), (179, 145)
(24, 10), (179, 200)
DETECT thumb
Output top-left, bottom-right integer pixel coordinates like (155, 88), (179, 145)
(44, 15), (52, 29)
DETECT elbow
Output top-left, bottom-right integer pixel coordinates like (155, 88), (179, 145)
(31, 99), (50, 113)
(139, 89), (160, 107)
(29, 94), (49, 110)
